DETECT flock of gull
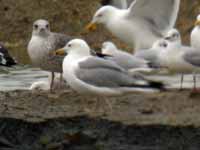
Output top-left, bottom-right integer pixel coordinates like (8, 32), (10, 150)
(1, 0), (200, 97)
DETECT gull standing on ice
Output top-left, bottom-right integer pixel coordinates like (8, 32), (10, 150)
(28, 19), (71, 91)
(86, 0), (180, 51)
(55, 39), (164, 98)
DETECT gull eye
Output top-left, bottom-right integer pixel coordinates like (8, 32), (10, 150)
(97, 14), (103, 17)
(34, 24), (38, 29)
(46, 24), (49, 28)
(68, 44), (72, 47)
(172, 33), (177, 38)
(163, 43), (167, 47)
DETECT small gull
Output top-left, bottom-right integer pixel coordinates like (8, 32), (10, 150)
(28, 19), (72, 91)
(0, 44), (16, 67)
(159, 29), (200, 91)
(101, 41), (150, 70)
(86, 0), (180, 51)
(55, 39), (164, 99)
(163, 28), (185, 89)
(134, 39), (168, 67)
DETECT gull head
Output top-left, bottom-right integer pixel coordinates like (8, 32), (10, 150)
(164, 29), (181, 44)
(32, 19), (51, 37)
(102, 41), (118, 54)
(152, 39), (168, 49)
(195, 14), (200, 27)
(86, 6), (117, 31)
(55, 39), (91, 56)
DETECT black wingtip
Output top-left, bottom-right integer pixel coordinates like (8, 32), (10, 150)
(148, 81), (166, 91)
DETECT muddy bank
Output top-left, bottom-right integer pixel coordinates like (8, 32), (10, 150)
(1, 89), (200, 126)
(1, 117), (200, 150)
(1, 90), (200, 149)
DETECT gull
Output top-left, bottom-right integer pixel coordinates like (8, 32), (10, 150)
(163, 28), (185, 89)
(134, 39), (168, 67)
(101, 41), (150, 70)
(0, 44), (16, 67)
(86, 0), (180, 51)
(55, 39), (164, 98)
(28, 19), (71, 91)
(191, 14), (200, 49)
(159, 29), (200, 91)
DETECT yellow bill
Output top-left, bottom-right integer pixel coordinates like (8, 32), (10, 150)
(85, 22), (97, 31)
(195, 20), (200, 26)
(55, 48), (65, 56)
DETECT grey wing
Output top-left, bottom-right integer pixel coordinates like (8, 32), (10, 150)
(76, 66), (136, 88)
(78, 56), (125, 72)
(76, 56), (137, 87)
(183, 50), (200, 67)
(51, 33), (72, 50)
(107, 52), (148, 69)
(135, 49), (158, 62)
(128, 0), (180, 33)
(48, 33), (72, 64)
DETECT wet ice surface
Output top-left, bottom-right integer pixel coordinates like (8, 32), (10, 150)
(0, 65), (200, 91)
(0, 66), (49, 91)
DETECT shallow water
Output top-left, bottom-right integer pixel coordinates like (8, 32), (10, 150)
(0, 66), (49, 91)
(0, 65), (200, 92)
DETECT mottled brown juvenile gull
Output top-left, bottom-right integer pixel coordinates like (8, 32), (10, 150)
(87, 0), (180, 52)
(28, 19), (71, 91)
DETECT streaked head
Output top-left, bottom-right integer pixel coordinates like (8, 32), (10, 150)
(55, 39), (91, 56)
(152, 39), (168, 49)
(32, 19), (50, 36)
(195, 14), (200, 27)
(164, 29), (181, 43)
(86, 6), (117, 31)
(102, 41), (118, 54)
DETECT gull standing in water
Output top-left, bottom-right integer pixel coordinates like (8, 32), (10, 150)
(28, 19), (72, 91)
(86, 0), (180, 51)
